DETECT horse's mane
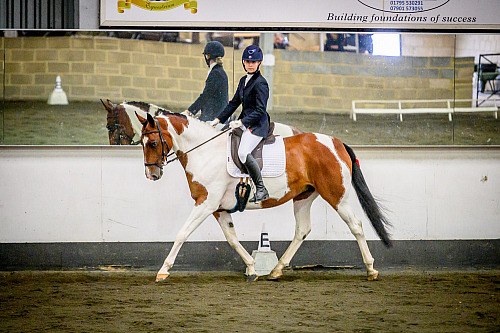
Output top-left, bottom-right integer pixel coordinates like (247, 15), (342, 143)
(157, 110), (215, 129)
(123, 100), (173, 116)
(121, 100), (218, 134)
(123, 101), (151, 112)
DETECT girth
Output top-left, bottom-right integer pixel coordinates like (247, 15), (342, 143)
(230, 121), (276, 173)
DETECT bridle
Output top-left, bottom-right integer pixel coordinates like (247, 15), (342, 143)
(142, 118), (171, 170)
(142, 117), (230, 170)
(106, 107), (138, 145)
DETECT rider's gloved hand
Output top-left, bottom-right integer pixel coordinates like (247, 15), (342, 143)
(208, 118), (220, 127)
(229, 120), (243, 129)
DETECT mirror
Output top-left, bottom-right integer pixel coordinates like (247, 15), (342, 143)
(1, 30), (498, 145)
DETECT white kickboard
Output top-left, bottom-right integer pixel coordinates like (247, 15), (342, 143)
(227, 135), (286, 178)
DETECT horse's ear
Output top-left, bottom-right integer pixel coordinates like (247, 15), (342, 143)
(101, 99), (113, 111)
(147, 113), (155, 127)
(136, 112), (147, 126)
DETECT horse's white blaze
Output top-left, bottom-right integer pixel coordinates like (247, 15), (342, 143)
(313, 133), (352, 206)
(141, 135), (150, 179)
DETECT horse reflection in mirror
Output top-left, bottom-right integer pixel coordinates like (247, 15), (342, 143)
(102, 99), (302, 145)
(102, 100), (168, 145)
(137, 112), (392, 282)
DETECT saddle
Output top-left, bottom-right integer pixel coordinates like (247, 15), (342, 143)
(226, 122), (284, 213)
(230, 121), (275, 173)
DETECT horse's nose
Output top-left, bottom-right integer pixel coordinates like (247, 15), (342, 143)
(152, 174), (159, 181)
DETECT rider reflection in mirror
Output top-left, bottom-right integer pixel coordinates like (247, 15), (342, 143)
(209, 45), (270, 202)
(184, 41), (229, 122)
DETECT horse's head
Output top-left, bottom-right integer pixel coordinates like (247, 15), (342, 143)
(102, 99), (136, 145)
(137, 112), (173, 181)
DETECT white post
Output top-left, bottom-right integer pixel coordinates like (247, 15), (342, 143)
(246, 222), (278, 276)
(47, 76), (69, 105)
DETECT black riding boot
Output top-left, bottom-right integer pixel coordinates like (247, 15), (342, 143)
(244, 154), (269, 202)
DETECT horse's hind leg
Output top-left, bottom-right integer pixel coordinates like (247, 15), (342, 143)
(214, 211), (258, 281)
(269, 192), (319, 280)
(337, 201), (378, 280)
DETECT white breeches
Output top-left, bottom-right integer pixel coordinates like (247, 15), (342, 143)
(238, 129), (263, 163)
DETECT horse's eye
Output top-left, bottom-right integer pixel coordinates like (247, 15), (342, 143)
(150, 141), (158, 148)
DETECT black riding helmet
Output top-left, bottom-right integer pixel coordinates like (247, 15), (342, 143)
(203, 41), (225, 67)
(241, 45), (263, 72)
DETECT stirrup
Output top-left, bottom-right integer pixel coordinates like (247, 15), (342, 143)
(250, 188), (269, 203)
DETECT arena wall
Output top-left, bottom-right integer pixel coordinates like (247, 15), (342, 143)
(0, 146), (498, 271)
(2, 36), (473, 113)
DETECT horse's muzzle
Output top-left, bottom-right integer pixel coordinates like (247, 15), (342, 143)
(145, 165), (163, 181)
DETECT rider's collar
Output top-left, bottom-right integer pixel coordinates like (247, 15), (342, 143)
(245, 73), (254, 86)
(208, 61), (217, 74)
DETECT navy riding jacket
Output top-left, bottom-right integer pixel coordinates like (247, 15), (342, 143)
(217, 70), (270, 138)
(188, 63), (228, 122)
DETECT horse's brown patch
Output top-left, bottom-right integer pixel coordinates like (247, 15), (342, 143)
(167, 114), (189, 135)
(261, 133), (346, 210)
(186, 173), (208, 206)
(176, 150), (188, 168)
(261, 134), (314, 209)
(260, 197), (283, 209)
(177, 150), (208, 206)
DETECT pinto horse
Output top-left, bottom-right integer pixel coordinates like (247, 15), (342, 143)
(137, 112), (392, 282)
(103, 99), (302, 145)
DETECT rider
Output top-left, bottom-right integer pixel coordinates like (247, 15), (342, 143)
(185, 41), (229, 122)
(209, 45), (270, 202)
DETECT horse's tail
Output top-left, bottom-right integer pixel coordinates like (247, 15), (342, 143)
(343, 143), (392, 248)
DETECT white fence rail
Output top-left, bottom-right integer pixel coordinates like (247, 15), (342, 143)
(352, 99), (499, 121)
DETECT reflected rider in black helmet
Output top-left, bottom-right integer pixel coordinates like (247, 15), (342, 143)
(185, 41), (229, 122)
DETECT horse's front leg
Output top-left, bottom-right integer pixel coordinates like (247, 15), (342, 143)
(156, 204), (214, 282)
(213, 211), (258, 281)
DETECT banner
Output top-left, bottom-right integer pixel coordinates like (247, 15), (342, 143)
(116, 0), (197, 14)
(100, 0), (500, 29)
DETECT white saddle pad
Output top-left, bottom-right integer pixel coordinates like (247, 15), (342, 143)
(227, 135), (286, 178)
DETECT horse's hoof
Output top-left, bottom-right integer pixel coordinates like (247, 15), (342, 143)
(155, 272), (170, 282)
(247, 274), (259, 282)
(267, 270), (282, 281)
(367, 271), (379, 281)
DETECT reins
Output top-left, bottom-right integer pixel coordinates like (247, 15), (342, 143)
(165, 127), (231, 165)
(143, 118), (231, 168)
